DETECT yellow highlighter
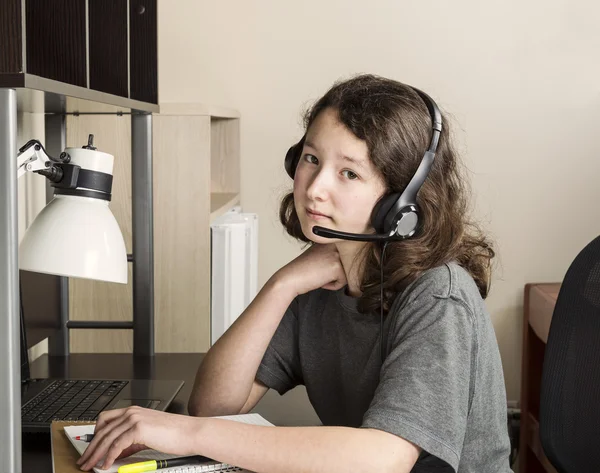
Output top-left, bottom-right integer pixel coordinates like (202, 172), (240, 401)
(117, 455), (213, 473)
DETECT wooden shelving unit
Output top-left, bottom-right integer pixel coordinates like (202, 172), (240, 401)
(210, 192), (241, 221)
(67, 102), (241, 354)
(154, 103), (240, 353)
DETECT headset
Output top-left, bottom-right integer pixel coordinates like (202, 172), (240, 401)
(284, 86), (442, 243)
(285, 85), (443, 364)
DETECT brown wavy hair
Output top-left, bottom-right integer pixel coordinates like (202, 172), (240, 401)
(280, 74), (495, 315)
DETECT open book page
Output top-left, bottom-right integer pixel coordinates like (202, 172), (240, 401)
(63, 413), (273, 473)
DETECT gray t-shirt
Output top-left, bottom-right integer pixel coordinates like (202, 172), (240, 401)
(256, 262), (513, 472)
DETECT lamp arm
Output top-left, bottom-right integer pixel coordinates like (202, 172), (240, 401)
(16, 139), (70, 181)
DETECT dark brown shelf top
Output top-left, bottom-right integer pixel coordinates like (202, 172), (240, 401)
(1, 72), (159, 113)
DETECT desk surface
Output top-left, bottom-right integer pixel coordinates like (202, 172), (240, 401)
(23, 353), (319, 473)
(528, 283), (561, 343)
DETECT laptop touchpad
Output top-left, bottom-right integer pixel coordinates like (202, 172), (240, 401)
(113, 399), (160, 409)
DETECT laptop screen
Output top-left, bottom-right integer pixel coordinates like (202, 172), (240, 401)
(20, 288), (31, 382)
(19, 270), (63, 382)
(19, 270), (62, 349)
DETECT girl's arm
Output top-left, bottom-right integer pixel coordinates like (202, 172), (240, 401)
(77, 407), (420, 473)
(188, 243), (348, 417)
(188, 276), (295, 416)
(198, 417), (421, 473)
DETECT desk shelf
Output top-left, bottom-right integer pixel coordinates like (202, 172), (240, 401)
(211, 192), (241, 221)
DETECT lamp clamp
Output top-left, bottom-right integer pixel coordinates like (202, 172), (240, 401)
(17, 139), (73, 183)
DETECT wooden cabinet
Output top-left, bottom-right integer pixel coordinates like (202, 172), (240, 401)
(0, 0), (158, 105)
(520, 283), (561, 473)
(66, 101), (240, 353)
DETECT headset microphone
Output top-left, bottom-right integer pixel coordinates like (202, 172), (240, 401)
(311, 203), (420, 242)
(311, 226), (393, 242)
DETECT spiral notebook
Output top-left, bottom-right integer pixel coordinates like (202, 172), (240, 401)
(57, 413), (273, 473)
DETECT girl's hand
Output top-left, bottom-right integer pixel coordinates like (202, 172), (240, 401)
(76, 406), (202, 471)
(274, 243), (347, 297)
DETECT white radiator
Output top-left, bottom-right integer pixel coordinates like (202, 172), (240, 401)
(210, 208), (258, 345)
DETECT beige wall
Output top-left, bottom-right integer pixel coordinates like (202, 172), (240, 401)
(157, 0), (600, 401)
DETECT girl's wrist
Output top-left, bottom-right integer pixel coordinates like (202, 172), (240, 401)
(187, 415), (210, 455)
(267, 269), (298, 300)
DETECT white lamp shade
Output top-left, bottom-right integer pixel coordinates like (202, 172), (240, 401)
(19, 194), (128, 284)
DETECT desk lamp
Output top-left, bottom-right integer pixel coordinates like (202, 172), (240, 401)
(16, 134), (127, 283)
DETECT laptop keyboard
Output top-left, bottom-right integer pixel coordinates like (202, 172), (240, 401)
(22, 379), (128, 423)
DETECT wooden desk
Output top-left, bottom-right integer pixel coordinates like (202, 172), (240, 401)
(519, 283), (561, 473)
(22, 353), (319, 473)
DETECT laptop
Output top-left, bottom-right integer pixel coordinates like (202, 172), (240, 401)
(20, 270), (184, 433)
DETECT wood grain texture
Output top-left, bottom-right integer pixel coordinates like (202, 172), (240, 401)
(63, 105), (239, 353)
(129, 0), (157, 103)
(211, 118), (240, 194)
(26, 0), (86, 87)
(528, 283), (560, 343)
(51, 421), (96, 473)
(210, 192), (240, 221)
(66, 98), (133, 353)
(158, 103), (240, 118)
(153, 115), (211, 352)
(0, 73), (25, 86)
(89, 0), (128, 97)
(0, 0), (22, 73)
(520, 282), (560, 473)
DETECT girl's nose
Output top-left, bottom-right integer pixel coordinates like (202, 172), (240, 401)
(305, 169), (332, 202)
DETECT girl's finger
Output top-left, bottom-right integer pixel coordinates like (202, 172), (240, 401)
(77, 411), (131, 465)
(94, 407), (129, 431)
(99, 428), (140, 470)
(80, 413), (140, 470)
(117, 443), (148, 459)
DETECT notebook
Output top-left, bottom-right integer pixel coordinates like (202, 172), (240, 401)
(58, 413), (273, 473)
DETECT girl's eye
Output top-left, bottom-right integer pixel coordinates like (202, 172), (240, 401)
(342, 170), (359, 180)
(304, 154), (318, 165)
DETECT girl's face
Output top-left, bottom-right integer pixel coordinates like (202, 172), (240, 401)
(293, 108), (387, 245)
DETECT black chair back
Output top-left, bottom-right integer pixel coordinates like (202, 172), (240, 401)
(540, 235), (600, 473)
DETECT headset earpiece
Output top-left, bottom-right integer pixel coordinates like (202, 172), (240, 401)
(284, 136), (305, 179)
(371, 193), (400, 233)
(372, 193), (419, 239)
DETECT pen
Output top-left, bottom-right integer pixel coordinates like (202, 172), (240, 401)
(117, 455), (215, 473)
(74, 434), (95, 442)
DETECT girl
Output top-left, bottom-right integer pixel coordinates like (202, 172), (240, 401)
(78, 74), (513, 473)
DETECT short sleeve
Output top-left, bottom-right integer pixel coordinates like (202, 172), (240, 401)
(361, 294), (476, 472)
(255, 297), (303, 395)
